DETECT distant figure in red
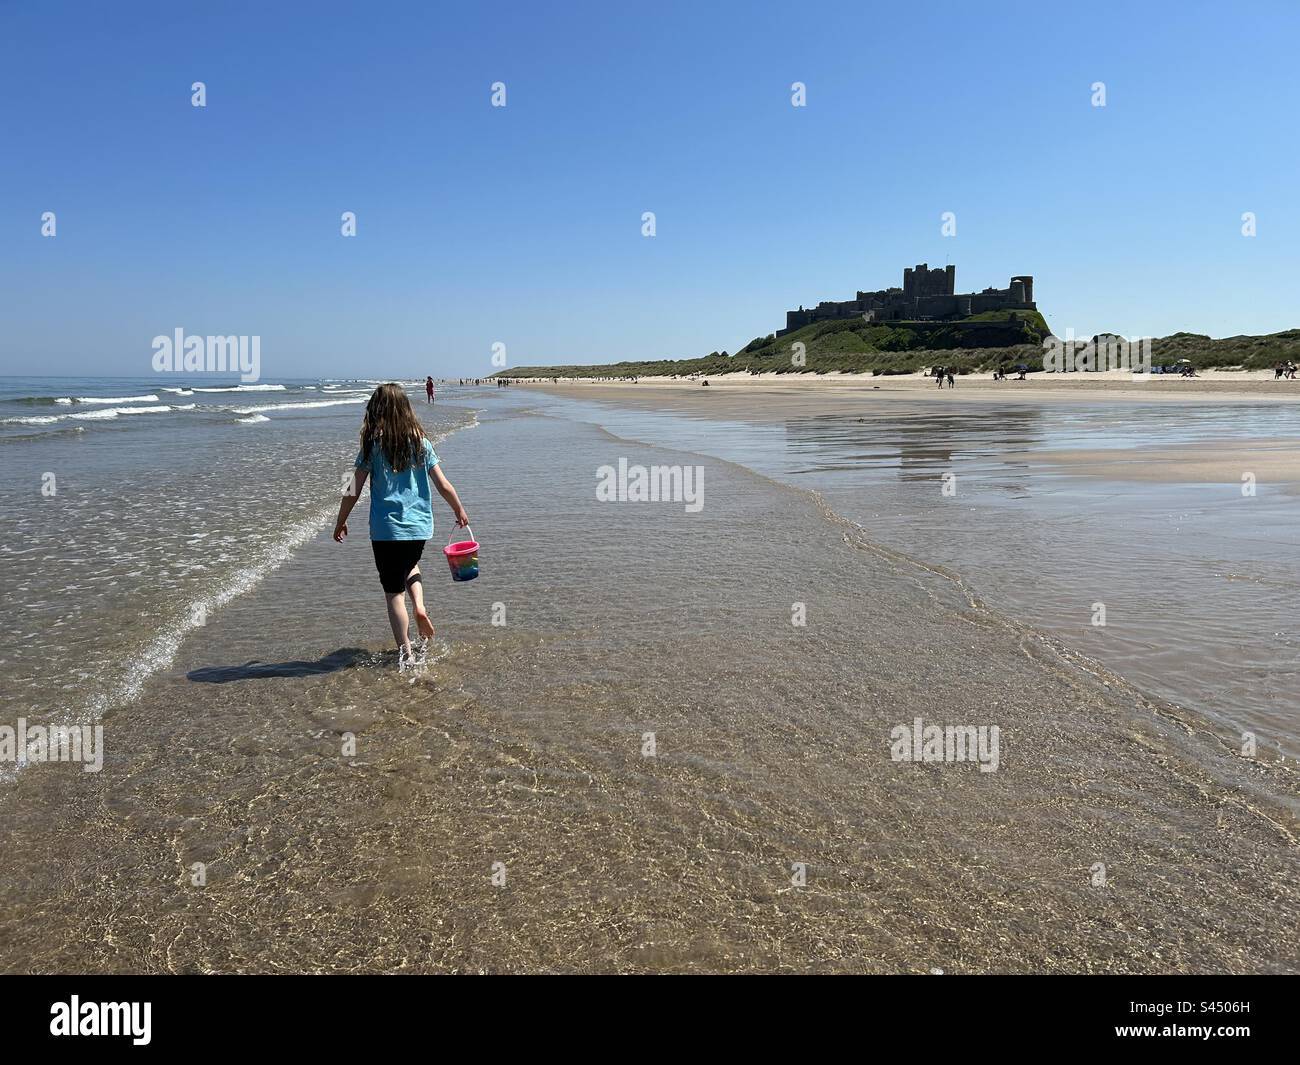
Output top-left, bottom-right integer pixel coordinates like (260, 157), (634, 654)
(425, 376), (435, 404)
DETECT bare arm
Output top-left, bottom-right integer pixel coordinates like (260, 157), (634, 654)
(333, 468), (368, 542)
(432, 464), (469, 527)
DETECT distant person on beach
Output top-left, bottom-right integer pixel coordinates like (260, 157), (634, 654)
(946, 369), (955, 388)
(333, 383), (470, 665)
(425, 376), (435, 403)
(934, 366), (944, 388)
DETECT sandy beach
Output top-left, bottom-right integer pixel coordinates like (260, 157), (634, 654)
(513, 367), (1300, 402)
(516, 372), (1300, 486)
(3, 378), (1297, 973)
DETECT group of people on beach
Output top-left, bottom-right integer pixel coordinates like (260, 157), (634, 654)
(1274, 362), (1297, 380)
(932, 365), (1031, 386)
(422, 376), (525, 397)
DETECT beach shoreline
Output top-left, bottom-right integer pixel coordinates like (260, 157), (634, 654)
(510, 368), (1300, 405)
(2, 383), (1297, 974)
(523, 380), (1300, 486)
(514, 382), (1300, 758)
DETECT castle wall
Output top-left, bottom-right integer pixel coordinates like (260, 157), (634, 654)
(779, 265), (1034, 335)
(903, 263), (956, 300)
(915, 294), (960, 317)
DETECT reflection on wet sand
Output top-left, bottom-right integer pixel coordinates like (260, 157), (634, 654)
(535, 390), (1300, 760)
(783, 406), (1045, 489)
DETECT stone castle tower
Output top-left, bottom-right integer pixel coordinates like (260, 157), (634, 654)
(779, 264), (1036, 335)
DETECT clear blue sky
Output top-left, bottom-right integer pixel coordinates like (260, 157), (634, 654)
(2, 0), (1297, 379)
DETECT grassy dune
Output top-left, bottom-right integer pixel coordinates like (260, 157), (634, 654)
(500, 316), (1300, 379)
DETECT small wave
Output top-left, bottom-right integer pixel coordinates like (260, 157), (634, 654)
(1, 424), (87, 440)
(86, 507), (336, 721)
(162, 387), (195, 395)
(65, 409), (119, 421)
(5, 403), (199, 425)
(117, 405), (176, 415)
(70, 394), (160, 404)
(237, 414), (270, 424)
(70, 404), (175, 421)
(191, 384), (287, 393)
(241, 397), (367, 413)
(8, 392), (178, 408)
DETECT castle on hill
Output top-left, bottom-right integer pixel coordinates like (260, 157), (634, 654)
(778, 263), (1036, 335)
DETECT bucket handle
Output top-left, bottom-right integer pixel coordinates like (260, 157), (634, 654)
(447, 525), (474, 546)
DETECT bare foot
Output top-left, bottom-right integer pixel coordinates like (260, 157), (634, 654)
(414, 610), (435, 639)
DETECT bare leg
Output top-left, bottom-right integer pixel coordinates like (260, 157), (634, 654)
(407, 565), (435, 638)
(385, 591), (412, 655)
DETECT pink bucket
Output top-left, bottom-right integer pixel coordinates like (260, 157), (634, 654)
(443, 526), (480, 582)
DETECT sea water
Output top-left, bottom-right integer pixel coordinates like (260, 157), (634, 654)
(0, 378), (1295, 973)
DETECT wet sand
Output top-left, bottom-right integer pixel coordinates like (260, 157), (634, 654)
(1017, 438), (1300, 485)
(520, 370), (1300, 407)
(1, 393), (1297, 973)
(525, 378), (1300, 488)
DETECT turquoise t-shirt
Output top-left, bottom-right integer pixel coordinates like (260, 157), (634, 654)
(355, 437), (439, 541)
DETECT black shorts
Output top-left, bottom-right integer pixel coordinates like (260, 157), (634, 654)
(371, 539), (426, 594)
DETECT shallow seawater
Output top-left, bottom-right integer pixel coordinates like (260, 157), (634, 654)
(537, 392), (1300, 761)
(0, 377), (474, 746)
(0, 381), (1296, 973)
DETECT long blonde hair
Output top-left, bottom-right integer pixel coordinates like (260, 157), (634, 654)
(359, 383), (425, 472)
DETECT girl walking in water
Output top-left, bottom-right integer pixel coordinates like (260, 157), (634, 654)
(333, 383), (470, 663)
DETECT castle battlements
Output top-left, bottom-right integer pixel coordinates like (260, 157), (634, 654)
(779, 264), (1035, 335)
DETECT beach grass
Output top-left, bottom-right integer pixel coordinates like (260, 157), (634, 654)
(499, 322), (1300, 379)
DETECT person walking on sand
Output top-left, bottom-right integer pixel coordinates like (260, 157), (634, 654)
(946, 368), (955, 388)
(333, 383), (470, 666)
(425, 376), (435, 404)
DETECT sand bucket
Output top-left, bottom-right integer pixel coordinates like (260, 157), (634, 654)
(443, 526), (480, 582)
